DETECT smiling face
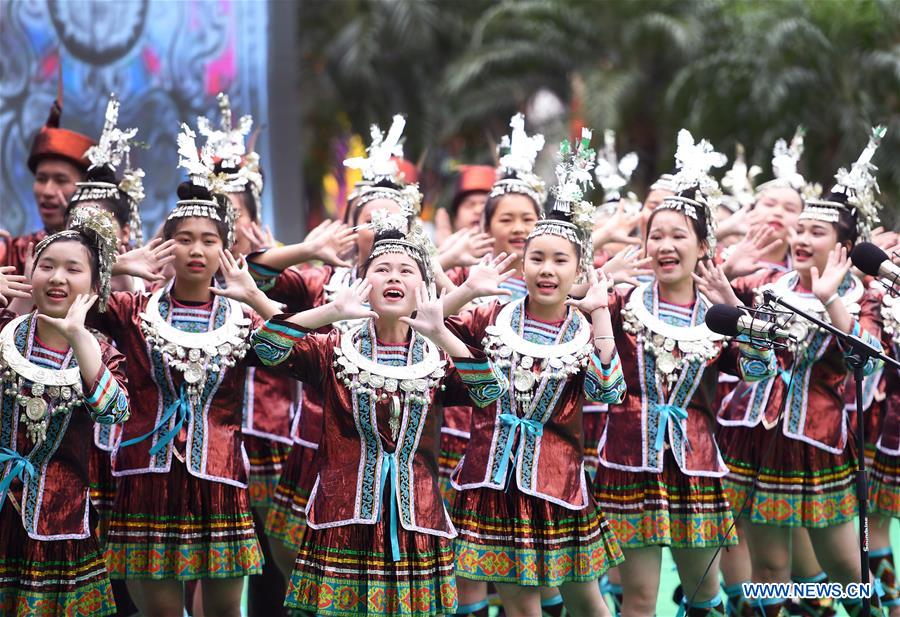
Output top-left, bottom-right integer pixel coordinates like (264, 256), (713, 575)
(487, 194), (539, 262)
(32, 239), (95, 318)
(523, 233), (580, 309)
(791, 218), (838, 274)
(365, 251), (425, 319)
(169, 217), (224, 284)
(355, 199), (404, 265)
(645, 209), (704, 285)
(753, 187), (803, 244)
(33, 158), (84, 232)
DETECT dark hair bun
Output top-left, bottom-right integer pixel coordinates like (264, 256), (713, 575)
(176, 181), (213, 202)
(372, 178), (403, 191)
(213, 161), (240, 176)
(373, 227), (406, 244)
(85, 164), (118, 185)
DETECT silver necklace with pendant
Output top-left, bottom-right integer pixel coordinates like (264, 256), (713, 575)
(0, 313), (83, 445)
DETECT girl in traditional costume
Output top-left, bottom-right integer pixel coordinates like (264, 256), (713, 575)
(717, 127), (888, 617)
(95, 123), (283, 616)
(0, 207), (130, 617)
(594, 130), (777, 617)
(445, 130), (626, 616)
(239, 209), (510, 615)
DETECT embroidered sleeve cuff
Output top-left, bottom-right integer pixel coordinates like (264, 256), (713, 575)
(84, 366), (129, 424)
(843, 321), (885, 376)
(247, 253), (282, 292)
(738, 343), (777, 382)
(251, 318), (309, 366)
(453, 353), (506, 408)
(584, 351), (626, 404)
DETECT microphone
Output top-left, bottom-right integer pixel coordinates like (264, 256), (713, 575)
(850, 242), (900, 294)
(705, 303), (793, 342)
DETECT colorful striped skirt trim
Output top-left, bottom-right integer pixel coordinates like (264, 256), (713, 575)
(594, 450), (737, 550)
(0, 501), (115, 617)
(870, 448), (900, 518)
(451, 483), (623, 587)
(285, 516), (457, 615)
(264, 442), (318, 552)
(88, 444), (116, 545)
(245, 435), (292, 509)
(437, 432), (467, 505)
(718, 423), (857, 528)
(103, 460), (262, 580)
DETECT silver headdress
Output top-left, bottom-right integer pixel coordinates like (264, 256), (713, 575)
(367, 208), (435, 283)
(35, 205), (119, 311)
(528, 128), (597, 283)
(344, 115), (422, 216)
(720, 144), (761, 211)
(198, 93), (263, 198)
(755, 127), (810, 199)
(802, 126), (886, 241)
(167, 123), (235, 247)
(594, 129), (638, 203)
(656, 129), (726, 257)
(489, 113), (547, 207)
(70, 94), (145, 246)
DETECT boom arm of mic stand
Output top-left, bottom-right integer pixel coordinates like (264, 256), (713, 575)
(761, 290), (900, 371)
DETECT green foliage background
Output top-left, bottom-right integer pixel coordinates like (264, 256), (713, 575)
(298, 0), (900, 225)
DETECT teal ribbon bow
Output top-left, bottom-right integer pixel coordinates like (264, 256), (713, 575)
(377, 452), (401, 562)
(492, 413), (544, 486)
(121, 385), (192, 455)
(651, 403), (689, 454)
(0, 447), (36, 508)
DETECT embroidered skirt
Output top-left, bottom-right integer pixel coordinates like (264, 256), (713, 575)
(285, 513), (457, 615)
(437, 432), (467, 505)
(870, 448), (900, 518)
(718, 423), (857, 528)
(264, 442), (318, 552)
(594, 450), (737, 550)
(104, 459), (263, 580)
(451, 483), (622, 587)
(0, 501), (116, 617)
(245, 435), (292, 510)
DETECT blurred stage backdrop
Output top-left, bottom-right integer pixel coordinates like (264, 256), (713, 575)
(0, 0), (302, 240)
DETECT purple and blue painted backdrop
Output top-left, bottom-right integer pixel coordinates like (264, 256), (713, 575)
(0, 0), (273, 238)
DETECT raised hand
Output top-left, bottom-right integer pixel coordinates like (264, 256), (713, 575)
(37, 293), (97, 341)
(462, 252), (516, 299)
(237, 220), (275, 253)
(811, 244), (851, 303)
(566, 272), (614, 315)
(302, 220), (356, 268)
(721, 225), (784, 279)
(399, 283), (447, 340)
(0, 265), (33, 308)
(592, 200), (641, 250)
(692, 261), (741, 306)
(113, 238), (176, 281)
(330, 278), (377, 321)
(438, 229), (495, 268)
(24, 242), (35, 279)
(600, 247), (652, 287)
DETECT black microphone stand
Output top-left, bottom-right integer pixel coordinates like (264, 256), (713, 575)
(763, 289), (900, 615)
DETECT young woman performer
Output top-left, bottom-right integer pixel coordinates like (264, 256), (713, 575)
(239, 211), (510, 615)
(717, 128), (888, 617)
(594, 131), (777, 617)
(0, 208), (130, 616)
(445, 131), (626, 617)
(95, 124), (284, 617)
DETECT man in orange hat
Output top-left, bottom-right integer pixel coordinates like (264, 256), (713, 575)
(450, 164), (495, 231)
(2, 99), (94, 275)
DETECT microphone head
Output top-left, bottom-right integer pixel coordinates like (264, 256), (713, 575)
(704, 304), (744, 337)
(850, 242), (889, 277)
